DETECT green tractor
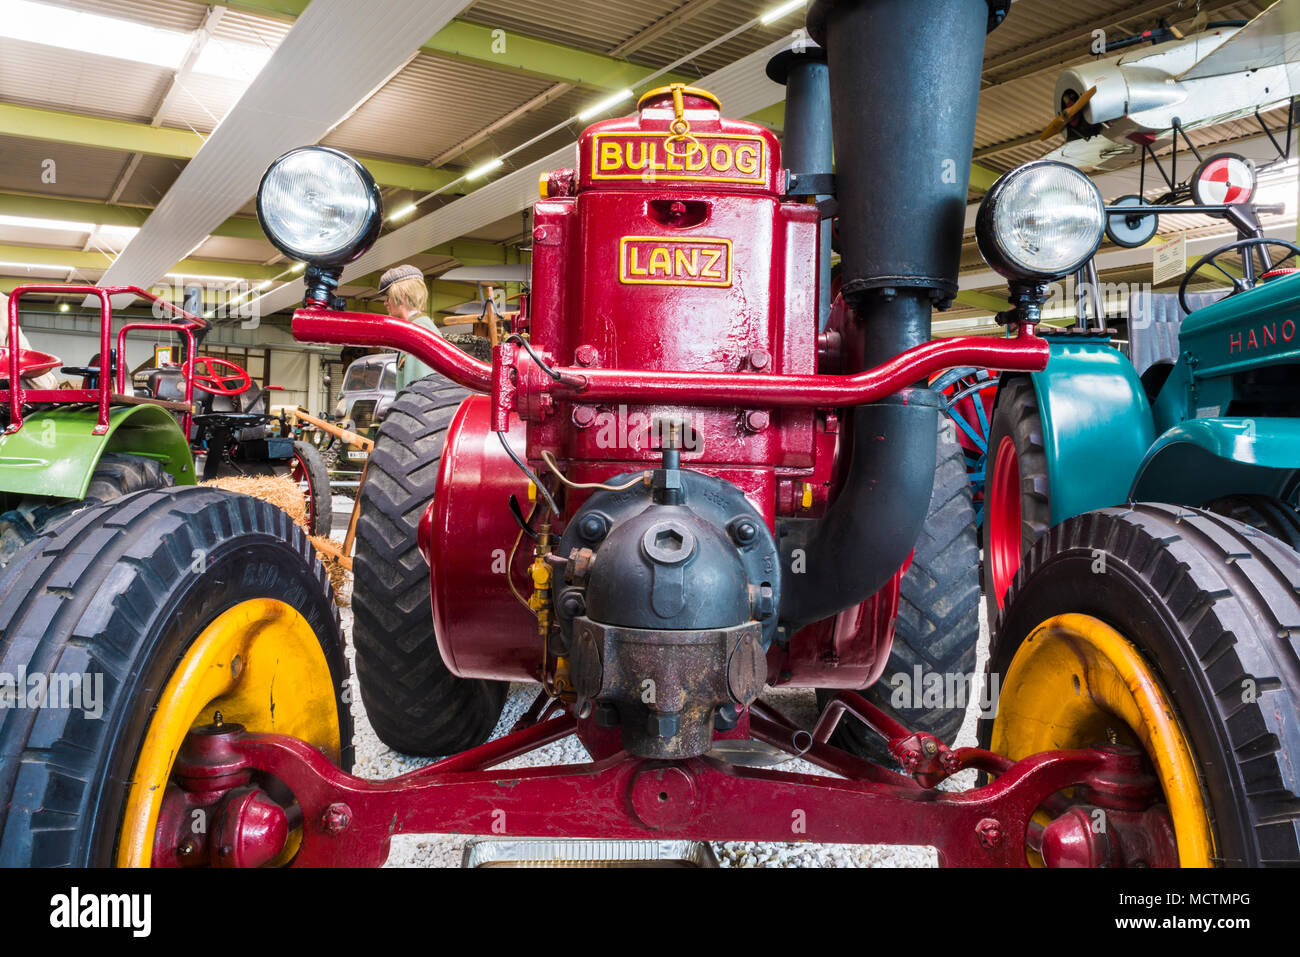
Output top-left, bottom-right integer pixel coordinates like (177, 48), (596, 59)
(982, 156), (1300, 623)
(0, 285), (330, 565)
(0, 286), (201, 564)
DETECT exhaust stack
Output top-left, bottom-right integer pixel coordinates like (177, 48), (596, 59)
(782, 0), (1008, 630)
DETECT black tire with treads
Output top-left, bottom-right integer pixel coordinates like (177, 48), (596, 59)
(0, 486), (350, 867)
(818, 418), (980, 761)
(983, 374), (1051, 627)
(1203, 494), (1300, 551)
(0, 452), (174, 567)
(982, 504), (1300, 865)
(292, 439), (332, 537)
(353, 374), (507, 756)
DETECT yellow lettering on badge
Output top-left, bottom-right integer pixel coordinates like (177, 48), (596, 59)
(627, 246), (648, 276)
(648, 248), (672, 276)
(734, 144), (759, 176)
(700, 248), (724, 279)
(599, 141), (622, 171)
(674, 248), (699, 277)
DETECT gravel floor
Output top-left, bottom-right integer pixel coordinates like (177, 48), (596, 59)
(331, 500), (990, 867)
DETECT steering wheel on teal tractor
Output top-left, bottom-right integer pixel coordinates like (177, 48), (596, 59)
(1179, 237), (1300, 314)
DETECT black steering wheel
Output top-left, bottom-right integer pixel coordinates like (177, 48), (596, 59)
(1179, 237), (1300, 314)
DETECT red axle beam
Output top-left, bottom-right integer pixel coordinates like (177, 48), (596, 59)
(230, 725), (1117, 868)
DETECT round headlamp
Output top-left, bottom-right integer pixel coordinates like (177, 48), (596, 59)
(257, 146), (382, 267)
(976, 161), (1105, 281)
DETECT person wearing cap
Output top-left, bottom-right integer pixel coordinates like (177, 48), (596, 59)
(379, 264), (442, 393)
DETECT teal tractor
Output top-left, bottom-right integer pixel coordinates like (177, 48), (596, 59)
(982, 157), (1300, 622)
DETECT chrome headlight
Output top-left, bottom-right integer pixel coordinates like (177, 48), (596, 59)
(976, 161), (1105, 281)
(257, 147), (382, 266)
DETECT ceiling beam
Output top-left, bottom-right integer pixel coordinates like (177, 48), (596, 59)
(431, 0), (721, 168)
(0, 103), (462, 193)
(0, 243), (280, 280)
(180, 1), (694, 91)
(0, 191), (263, 240)
(95, 0), (476, 303)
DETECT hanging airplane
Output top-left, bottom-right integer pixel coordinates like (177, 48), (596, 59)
(1039, 0), (1300, 172)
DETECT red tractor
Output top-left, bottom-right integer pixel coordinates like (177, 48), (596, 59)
(0, 0), (1296, 868)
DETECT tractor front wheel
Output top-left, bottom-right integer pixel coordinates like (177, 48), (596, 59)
(0, 486), (351, 867)
(352, 374), (507, 756)
(983, 375), (1050, 625)
(290, 439), (332, 537)
(982, 504), (1300, 865)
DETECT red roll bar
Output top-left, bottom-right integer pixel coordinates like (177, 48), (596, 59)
(4, 285), (208, 435)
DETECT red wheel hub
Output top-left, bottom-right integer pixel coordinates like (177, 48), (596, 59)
(988, 434), (1022, 608)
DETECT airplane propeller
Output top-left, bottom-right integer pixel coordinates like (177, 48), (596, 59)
(1039, 86), (1097, 141)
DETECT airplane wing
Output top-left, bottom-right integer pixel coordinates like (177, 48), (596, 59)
(1180, 0), (1300, 84)
(1039, 136), (1141, 172)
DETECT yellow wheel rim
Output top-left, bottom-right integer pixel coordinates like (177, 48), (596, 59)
(991, 613), (1215, 867)
(116, 598), (342, 867)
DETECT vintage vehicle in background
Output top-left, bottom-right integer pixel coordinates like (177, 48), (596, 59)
(0, 0), (1296, 869)
(0, 286), (200, 565)
(983, 154), (1300, 622)
(0, 285), (330, 567)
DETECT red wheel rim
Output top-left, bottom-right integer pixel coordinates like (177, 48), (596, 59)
(291, 452), (315, 530)
(988, 434), (1022, 609)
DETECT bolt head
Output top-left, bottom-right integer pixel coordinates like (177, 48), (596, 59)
(559, 592), (586, 618)
(976, 818), (1003, 849)
(578, 513), (606, 542)
(733, 520), (758, 545)
(574, 345), (598, 367)
(748, 349), (771, 370)
(572, 405), (597, 428)
(646, 712), (680, 738)
(743, 410), (770, 433)
(322, 802), (352, 836)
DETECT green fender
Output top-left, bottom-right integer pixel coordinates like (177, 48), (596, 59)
(0, 404), (196, 500)
(1130, 418), (1300, 505)
(1019, 339), (1157, 525)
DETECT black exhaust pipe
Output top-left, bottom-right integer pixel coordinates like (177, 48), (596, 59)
(780, 0), (1007, 631)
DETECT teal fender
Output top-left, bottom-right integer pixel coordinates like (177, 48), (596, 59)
(1015, 339), (1156, 525)
(1130, 418), (1300, 505)
(0, 404), (196, 500)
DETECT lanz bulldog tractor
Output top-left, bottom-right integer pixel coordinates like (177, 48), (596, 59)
(1, 0), (1297, 869)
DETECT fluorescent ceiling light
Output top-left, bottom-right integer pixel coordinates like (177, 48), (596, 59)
(0, 213), (95, 233)
(0, 0), (192, 69)
(165, 272), (244, 283)
(0, 260), (73, 271)
(191, 35), (275, 81)
(388, 203), (418, 222)
(760, 0), (806, 25)
(96, 223), (141, 238)
(466, 158), (505, 180)
(291, 262), (306, 273)
(578, 88), (633, 121)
